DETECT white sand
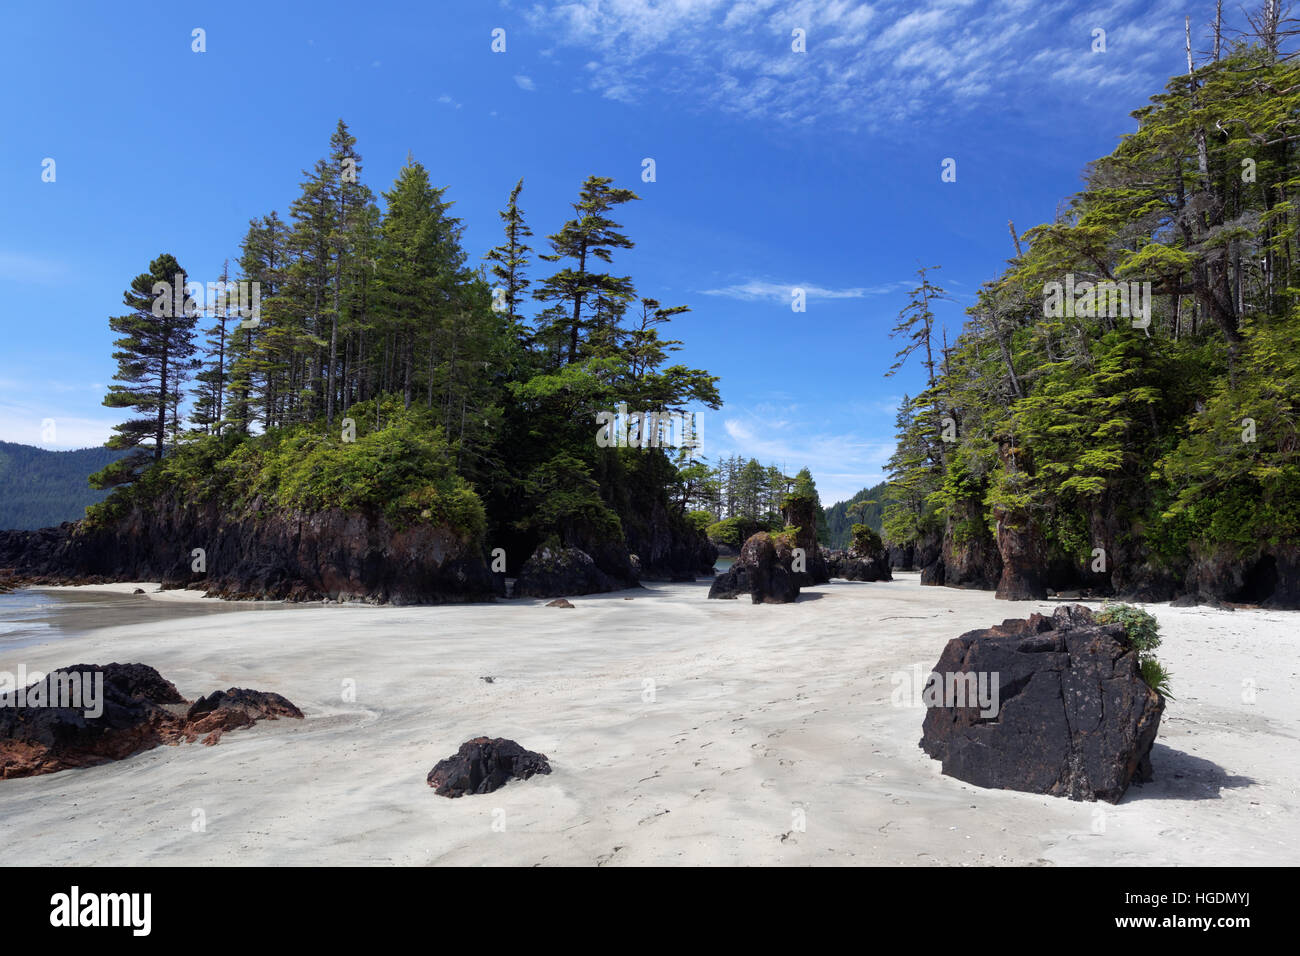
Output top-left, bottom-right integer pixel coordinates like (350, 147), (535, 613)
(1, 574), (1296, 866)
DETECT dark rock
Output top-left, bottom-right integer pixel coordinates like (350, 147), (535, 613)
(993, 513), (1048, 600)
(887, 543), (915, 570)
(132, 588), (145, 595)
(913, 530), (943, 572)
(623, 497), (716, 581)
(920, 559), (946, 586)
(992, 440), (1048, 600)
(940, 499), (1002, 590)
(0, 663), (302, 779)
(0, 500), (502, 605)
(708, 532), (800, 604)
(781, 494), (830, 585)
(516, 547), (621, 598)
(545, 598), (575, 608)
(1265, 546), (1300, 608)
(427, 736), (552, 797)
(1115, 563), (1180, 603)
(919, 605), (1165, 803)
(825, 547), (892, 582)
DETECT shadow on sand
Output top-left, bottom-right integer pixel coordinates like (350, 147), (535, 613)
(1122, 743), (1255, 802)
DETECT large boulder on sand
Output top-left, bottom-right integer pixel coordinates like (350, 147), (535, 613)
(825, 548), (891, 582)
(427, 736), (552, 797)
(919, 605), (1164, 803)
(708, 532), (800, 604)
(514, 546), (622, 598)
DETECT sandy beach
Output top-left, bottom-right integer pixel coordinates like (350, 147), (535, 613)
(0, 575), (1296, 866)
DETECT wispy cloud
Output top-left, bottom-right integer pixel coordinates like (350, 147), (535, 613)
(514, 74), (536, 91)
(696, 402), (896, 504)
(700, 278), (906, 302)
(0, 379), (116, 449)
(523, 0), (1192, 131)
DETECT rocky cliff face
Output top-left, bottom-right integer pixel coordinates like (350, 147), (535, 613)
(622, 498), (717, 581)
(0, 492), (501, 604)
(936, 499), (1002, 590)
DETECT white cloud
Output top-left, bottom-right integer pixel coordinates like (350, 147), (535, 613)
(523, 0), (1191, 131)
(695, 403), (896, 504)
(514, 74), (536, 91)
(0, 380), (117, 449)
(700, 278), (907, 302)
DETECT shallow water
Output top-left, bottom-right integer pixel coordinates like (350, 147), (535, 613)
(0, 587), (287, 653)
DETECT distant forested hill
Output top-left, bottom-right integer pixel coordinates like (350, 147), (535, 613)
(823, 481), (888, 548)
(0, 442), (124, 530)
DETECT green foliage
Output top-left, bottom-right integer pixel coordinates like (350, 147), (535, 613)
(87, 409), (485, 543)
(75, 124), (729, 571)
(875, 41), (1300, 591)
(1096, 603), (1172, 697)
(705, 514), (779, 548)
(850, 523), (884, 556)
(685, 509), (713, 533)
(516, 451), (622, 543)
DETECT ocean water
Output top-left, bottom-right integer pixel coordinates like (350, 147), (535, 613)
(0, 587), (288, 654)
(0, 590), (60, 649)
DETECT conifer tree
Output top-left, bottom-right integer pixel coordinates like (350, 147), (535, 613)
(535, 176), (639, 365)
(92, 253), (199, 487)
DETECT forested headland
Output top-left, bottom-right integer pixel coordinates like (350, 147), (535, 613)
(879, 27), (1300, 607)
(0, 127), (729, 600)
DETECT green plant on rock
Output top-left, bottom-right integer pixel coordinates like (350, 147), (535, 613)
(1096, 603), (1173, 698)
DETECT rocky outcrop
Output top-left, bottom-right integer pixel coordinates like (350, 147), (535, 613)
(183, 688), (304, 744)
(514, 546), (628, 597)
(887, 543), (915, 570)
(921, 559), (945, 586)
(1113, 563), (1180, 603)
(0, 662), (302, 779)
(825, 547), (892, 582)
(623, 498), (716, 581)
(939, 499), (1002, 589)
(781, 494), (830, 585)
(426, 737), (552, 797)
(992, 440), (1049, 600)
(708, 532), (800, 603)
(1265, 546), (1300, 608)
(0, 493), (502, 605)
(993, 513), (1049, 600)
(919, 605), (1164, 803)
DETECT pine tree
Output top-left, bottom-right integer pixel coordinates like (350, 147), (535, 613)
(534, 175), (640, 365)
(484, 178), (533, 339)
(92, 253), (199, 487)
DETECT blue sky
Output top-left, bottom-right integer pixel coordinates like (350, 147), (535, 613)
(0, 0), (1226, 504)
